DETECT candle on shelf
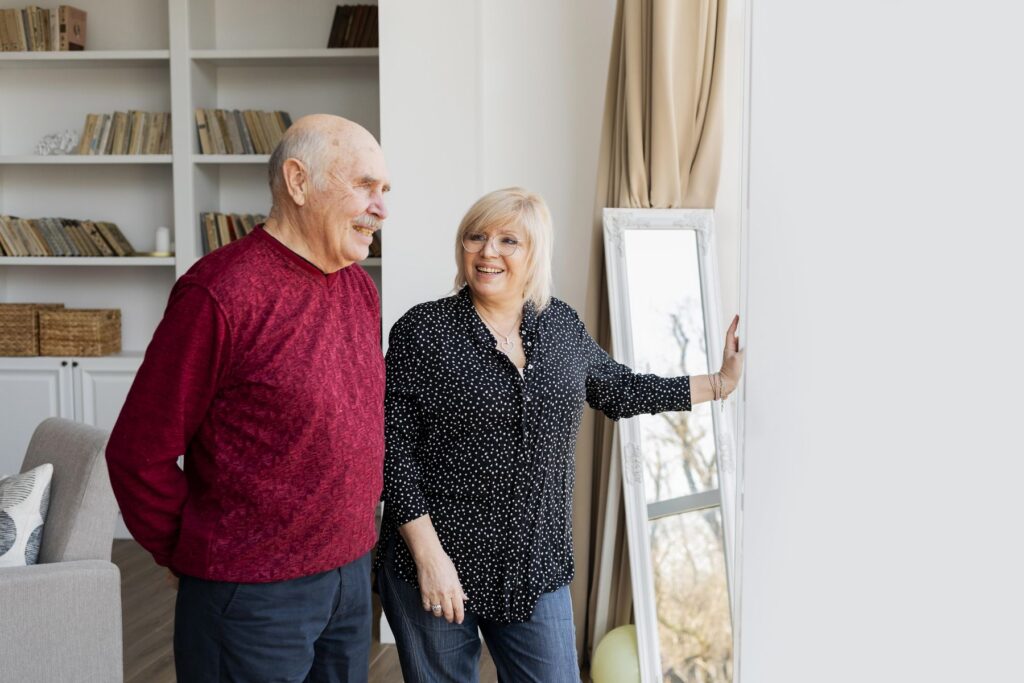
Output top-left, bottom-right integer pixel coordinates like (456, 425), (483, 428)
(154, 226), (171, 255)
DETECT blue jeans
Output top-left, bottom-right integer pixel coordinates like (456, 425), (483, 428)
(174, 552), (372, 683)
(377, 557), (580, 683)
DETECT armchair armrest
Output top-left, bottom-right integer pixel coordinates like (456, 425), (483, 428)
(0, 561), (123, 681)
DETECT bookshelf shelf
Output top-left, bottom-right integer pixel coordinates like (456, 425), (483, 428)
(0, 156), (172, 165)
(189, 48), (377, 67)
(0, 257), (176, 267)
(193, 154), (270, 164)
(0, 51), (171, 67)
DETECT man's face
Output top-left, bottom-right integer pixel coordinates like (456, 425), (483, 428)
(309, 144), (390, 264)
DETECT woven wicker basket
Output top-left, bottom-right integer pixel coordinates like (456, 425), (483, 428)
(0, 303), (66, 356)
(39, 308), (121, 357)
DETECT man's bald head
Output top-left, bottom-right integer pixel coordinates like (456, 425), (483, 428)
(268, 114), (381, 202)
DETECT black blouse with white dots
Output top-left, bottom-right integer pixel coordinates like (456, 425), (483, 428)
(377, 286), (692, 624)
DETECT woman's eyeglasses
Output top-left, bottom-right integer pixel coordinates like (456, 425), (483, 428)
(461, 233), (522, 257)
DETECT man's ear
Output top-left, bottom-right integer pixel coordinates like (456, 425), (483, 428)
(282, 158), (308, 207)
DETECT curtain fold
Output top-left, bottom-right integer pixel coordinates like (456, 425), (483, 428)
(577, 0), (728, 669)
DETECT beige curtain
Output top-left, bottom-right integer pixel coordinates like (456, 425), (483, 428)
(574, 0), (728, 669)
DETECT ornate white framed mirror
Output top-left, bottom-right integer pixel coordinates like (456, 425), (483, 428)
(603, 208), (739, 682)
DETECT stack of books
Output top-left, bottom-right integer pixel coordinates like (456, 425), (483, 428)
(75, 112), (172, 155)
(194, 110), (293, 155)
(0, 216), (135, 257)
(200, 212), (266, 254)
(0, 5), (86, 51)
(327, 5), (377, 48)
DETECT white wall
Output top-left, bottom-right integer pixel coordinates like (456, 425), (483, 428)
(739, 2), (1024, 681)
(378, 0), (482, 332)
(379, 0), (615, 332)
(477, 2), (616, 314)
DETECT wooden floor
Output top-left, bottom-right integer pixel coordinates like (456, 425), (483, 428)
(112, 540), (498, 682)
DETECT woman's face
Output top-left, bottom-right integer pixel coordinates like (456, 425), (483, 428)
(462, 222), (529, 306)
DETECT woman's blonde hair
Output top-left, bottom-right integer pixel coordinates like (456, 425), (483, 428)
(454, 187), (553, 311)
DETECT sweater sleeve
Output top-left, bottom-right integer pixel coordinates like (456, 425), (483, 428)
(105, 283), (230, 567)
(575, 308), (692, 421)
(382, 314), (430, 526)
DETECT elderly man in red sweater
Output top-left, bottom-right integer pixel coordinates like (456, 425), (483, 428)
(107, 114), (389, 682)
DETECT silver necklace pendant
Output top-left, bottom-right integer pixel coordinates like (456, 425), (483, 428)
(476, 306), (520, 355)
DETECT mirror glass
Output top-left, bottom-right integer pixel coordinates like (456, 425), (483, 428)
(624, 229), (718, 501)
(649, 509), (733, 681)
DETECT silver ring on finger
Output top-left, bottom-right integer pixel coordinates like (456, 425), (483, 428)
(431, 603), (443, 615)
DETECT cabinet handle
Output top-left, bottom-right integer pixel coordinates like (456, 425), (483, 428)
(61, 361), (68, 367)
(72, 361), (79, 368)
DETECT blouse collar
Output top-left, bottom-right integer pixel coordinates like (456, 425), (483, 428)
(456, 285), (539, 351)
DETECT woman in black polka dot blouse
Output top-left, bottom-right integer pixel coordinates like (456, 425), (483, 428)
(376, 187), (744, 682)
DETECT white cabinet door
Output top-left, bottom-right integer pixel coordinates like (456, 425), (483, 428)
(0, 358), (73, 475)
(73, 355), (142, 430)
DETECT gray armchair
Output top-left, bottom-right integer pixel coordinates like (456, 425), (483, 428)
(0, 418), (123, 682)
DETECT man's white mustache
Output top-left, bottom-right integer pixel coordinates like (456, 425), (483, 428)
(353, 215), (382, 231)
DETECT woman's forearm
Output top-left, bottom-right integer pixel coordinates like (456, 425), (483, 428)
(399, 514), (446, 563)
(689, 373), (737, 406)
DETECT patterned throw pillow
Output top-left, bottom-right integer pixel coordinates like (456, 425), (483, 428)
(0, 463), (53, 567)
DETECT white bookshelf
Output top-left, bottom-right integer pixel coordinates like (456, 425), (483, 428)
(0, 257), (175, 266)
(0, 50), (170, 65)
(192, 154), (269, 164)
(0, 0), (382, 354)
(190, 47), (378, 67)
(0, 155), (172, 165)
(0, 255), (176, 266)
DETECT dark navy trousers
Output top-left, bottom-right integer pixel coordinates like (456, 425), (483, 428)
(173, 552), (372, 683)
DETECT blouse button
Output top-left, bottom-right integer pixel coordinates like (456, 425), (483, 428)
(527, 364), (534, 370)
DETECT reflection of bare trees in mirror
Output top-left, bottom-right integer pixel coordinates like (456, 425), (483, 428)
(669, 305), (707, 373)
(651, 513), (732, 682)
(641, 302), (731, 682)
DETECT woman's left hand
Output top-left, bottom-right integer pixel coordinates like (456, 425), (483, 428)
(720, 314), (745, 395)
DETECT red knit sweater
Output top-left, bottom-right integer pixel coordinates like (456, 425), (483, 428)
(107, 227), (384, 582)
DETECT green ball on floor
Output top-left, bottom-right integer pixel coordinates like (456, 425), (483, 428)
(591, 624), (640, 683)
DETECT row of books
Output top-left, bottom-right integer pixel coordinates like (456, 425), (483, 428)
(200, 212), (266, 254)
(0, 5), (85, 52)
(75, 111), (172, 155)
(195, 109), (293, 155)
(327, 4), (378, 48)
(0, 216), (135, 257)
